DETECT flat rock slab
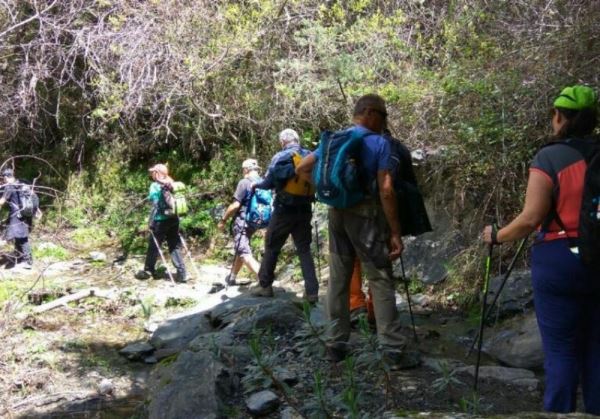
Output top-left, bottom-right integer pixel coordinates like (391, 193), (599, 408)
(422, 357), (466, 373)
(119, 341), (154, 361)
(206, 294), (302, 335)
(150, 310), (213, 350)
(454, 365), (538, 390)
(246, 390), (279, 416)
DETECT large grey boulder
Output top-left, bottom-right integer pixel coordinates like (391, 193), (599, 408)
(149, 309), (213, 351)
(487, 269), (533, 317)
(147, 350), (236, 419)
(483, 312), (543, 369)
(207, 296), (302, 336)
(401, 229), (466, 285)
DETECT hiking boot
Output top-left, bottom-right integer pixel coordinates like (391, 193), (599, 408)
(224, 274), (237, 286)
(135, 270), (152, 280)
(209, 282), (225, 294)
(175, 272), (187, 283)
(249, 284), (274, 298)
(326, 342), (349, 363)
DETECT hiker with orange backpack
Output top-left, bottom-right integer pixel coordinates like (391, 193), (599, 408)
(482, 85), (600, 414)
(249, 129), (319, 303)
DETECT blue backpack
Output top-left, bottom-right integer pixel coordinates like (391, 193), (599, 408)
(245, 177), (273, 229)
(313, 126), (372, 208)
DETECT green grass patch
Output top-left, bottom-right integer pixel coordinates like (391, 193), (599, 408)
(69, 226), (110, 247)
(33, 243), (70, 261)
(0, 280), (19, 304)
(164, 296), (197, 309)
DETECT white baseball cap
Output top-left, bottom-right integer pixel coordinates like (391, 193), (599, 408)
(242, 159), (260, 170)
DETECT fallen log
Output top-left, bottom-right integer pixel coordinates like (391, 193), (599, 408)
(33, 288), (116, 313)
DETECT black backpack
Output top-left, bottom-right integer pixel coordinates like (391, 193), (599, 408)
(17, 181), (39, 219)
(387, 136), (432, 237)
(547, 138), (600, 271)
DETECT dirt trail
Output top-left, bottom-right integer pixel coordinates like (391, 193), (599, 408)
(0, 242), (546, 418)
(0, 243), (239, 418)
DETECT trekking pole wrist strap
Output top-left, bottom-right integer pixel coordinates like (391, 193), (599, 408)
(491, 224), (501, 245)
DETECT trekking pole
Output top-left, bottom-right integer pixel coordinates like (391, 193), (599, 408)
(474, 241), (494, 392)
(178, 232), (202, 281)
(400, 255), (418, 343)
(466, 235), (529, 358)
(313, 214), (322, 283)
(150, 230), (175, 285)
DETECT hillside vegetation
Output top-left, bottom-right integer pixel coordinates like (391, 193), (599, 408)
(1, 0), (599, 264)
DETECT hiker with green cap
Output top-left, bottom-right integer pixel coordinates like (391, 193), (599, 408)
(482, 85), (600, 415)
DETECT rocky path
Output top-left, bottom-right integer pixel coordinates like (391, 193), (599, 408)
(0, 244), (584, 418)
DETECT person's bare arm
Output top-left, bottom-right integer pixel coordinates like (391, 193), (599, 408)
(378, 170), (403, 260)
(218, 201), (241, 230)
(296, 153), (316, 179)
(483, 170), (553, 243)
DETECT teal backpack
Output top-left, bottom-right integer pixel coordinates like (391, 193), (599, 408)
(245, 177), (273, 229)
(313, 126), (372, 208)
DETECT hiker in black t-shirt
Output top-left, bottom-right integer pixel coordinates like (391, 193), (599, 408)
(218, 159), (262, 285)
(0, 168), (38, 269)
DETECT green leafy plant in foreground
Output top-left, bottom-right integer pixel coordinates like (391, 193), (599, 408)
(459, 390), (490, 415)
(241, 328), (304, 416)
(431, 360), (464, 394)
(354, 315), (393, 407)
(293, 301), (332, 357)
(139, 296), (154, 320)
(339, 356), (360, 419)
(304, 370), (332, 419)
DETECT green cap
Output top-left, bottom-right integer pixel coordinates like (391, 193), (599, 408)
(553, 85), (598, 111)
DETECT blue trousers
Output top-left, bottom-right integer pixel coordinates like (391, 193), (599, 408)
(531, 239), (600, 414)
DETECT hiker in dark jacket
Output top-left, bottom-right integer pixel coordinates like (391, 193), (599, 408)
(482, 85), (600, 415)
(136, 163), (187, 283)
(0, 168), (39, 269)
(296, 94), (406, 361)
(249, 128), (319, 303)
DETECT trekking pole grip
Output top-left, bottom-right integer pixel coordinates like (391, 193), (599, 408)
(490, 223), (500, 246)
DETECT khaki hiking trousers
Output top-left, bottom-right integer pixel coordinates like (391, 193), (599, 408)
(326, 201), (406, 349)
